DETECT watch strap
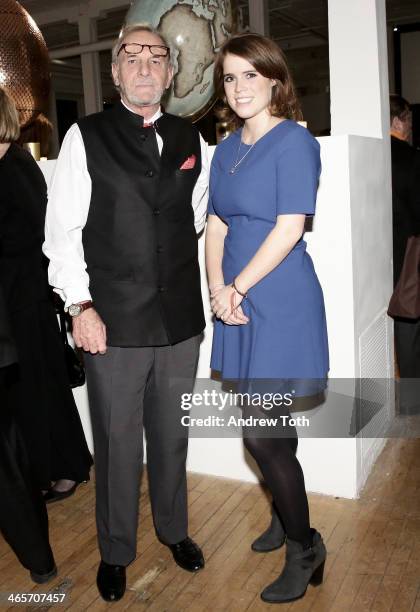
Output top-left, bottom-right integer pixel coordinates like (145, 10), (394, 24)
(79, 300), (93, 313)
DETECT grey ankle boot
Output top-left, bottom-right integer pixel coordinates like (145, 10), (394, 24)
(251, 504), (286, 552)
(260, 528), (326, 603)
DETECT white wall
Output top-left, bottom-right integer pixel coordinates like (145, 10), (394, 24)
(348, 135), (393, 491)
(348, 135), (393, 368)
(328, 0), (389, 139)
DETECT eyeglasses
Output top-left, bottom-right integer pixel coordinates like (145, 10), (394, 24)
(117, 43), (170, 58)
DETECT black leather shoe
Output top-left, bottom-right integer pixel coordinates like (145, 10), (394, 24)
(96, 560), (126, 602)
(44, 483), (78, 504)
(30, 564), (57, 585)
(168, 537), (204, 572)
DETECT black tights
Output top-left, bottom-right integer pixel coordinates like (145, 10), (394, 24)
(242, 402), (312, 549)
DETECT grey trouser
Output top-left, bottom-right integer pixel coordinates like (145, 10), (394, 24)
(84, 334), (201, 566)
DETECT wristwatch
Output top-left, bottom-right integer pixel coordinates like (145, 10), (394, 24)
(68, 301), (94, 317)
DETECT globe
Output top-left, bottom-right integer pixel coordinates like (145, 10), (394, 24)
(125, 0), (237, 121)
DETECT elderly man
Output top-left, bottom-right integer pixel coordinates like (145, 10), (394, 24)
(44, 24), (208, 602)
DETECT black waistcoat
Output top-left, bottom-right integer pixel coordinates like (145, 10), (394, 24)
(77, 102), (205, 346)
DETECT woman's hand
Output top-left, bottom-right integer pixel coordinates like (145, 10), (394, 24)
(210, 285), (249, 325)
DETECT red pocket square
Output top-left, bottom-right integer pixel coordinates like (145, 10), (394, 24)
(179, 154), (196, 170)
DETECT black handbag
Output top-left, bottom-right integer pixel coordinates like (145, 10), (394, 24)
(58, 309), (86, 388)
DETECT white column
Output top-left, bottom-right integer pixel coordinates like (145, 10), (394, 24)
(77, 15), (103, 116)
(248, 0), (269, 36)
(328, 0), (390, 138)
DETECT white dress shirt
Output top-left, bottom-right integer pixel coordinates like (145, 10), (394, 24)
(43, 104), (209, 308)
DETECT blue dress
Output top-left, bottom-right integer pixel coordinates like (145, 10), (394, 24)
(208, 120), (329, 394)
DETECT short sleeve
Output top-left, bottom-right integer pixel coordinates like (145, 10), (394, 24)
(207, 192), (216, 215)
(207, 152), (220, 216)
(276, 129), (321, 216)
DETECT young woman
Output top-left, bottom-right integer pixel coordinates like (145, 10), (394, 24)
(205, 34), (329, 603)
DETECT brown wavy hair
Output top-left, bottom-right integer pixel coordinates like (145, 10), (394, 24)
(213, 33), (302, 129)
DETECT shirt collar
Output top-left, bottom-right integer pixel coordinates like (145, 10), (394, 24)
(120, 99), (162, 124)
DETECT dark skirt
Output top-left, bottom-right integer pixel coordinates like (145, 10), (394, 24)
(5, 299), (93, 490)
(0, 385), (55, 572)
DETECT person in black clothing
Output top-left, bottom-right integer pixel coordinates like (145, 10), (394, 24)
(0, 285), (57, 584)
(390, 94), (420, 413)
(0, 86), (92, 500)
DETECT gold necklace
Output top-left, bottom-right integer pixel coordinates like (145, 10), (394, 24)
(229, 119), (287, 174)
(229, 139), (255, 174)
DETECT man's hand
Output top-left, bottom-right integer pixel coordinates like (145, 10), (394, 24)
(72, 308), (107, 354)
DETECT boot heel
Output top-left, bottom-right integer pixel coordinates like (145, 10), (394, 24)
(309, 560), (325, 586)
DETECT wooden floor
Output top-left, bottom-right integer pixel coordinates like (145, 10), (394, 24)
(1, 438), (420, 611)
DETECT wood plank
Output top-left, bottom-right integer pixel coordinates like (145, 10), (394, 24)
(370, 575), (402, 612)
(1, 438), (420, 610)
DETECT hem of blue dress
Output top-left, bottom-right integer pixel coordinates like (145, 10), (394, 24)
(210, 369), (329, 399)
